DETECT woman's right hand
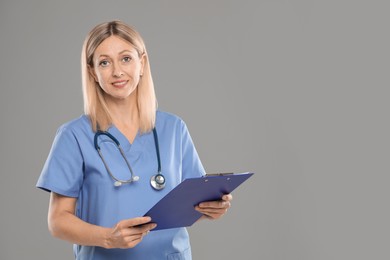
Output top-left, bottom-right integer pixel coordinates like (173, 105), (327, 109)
(105, 217), (157, 249)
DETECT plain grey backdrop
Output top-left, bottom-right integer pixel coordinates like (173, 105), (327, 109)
(1, 0), (389, 259)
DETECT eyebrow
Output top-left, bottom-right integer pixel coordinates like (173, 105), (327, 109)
(97, 50), (135, 59)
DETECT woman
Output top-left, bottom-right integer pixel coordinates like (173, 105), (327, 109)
(36, 20), (232, 259)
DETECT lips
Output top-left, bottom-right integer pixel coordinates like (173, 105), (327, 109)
(112, 80), (128, 88)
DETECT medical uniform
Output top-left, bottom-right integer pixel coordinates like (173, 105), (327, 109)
(36, 111), (205, 260)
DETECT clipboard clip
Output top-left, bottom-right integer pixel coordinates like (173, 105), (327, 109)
(205, 172), (234, 177)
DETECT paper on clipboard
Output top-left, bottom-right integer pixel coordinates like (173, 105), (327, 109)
(144, 172), (254, 231)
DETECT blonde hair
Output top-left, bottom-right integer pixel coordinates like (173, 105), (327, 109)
(81, 20), (156, 133)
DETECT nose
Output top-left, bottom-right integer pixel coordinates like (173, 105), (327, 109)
(112, 62), (124, 77)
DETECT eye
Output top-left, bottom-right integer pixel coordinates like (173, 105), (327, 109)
(99, 60), (110, 67)
(122, 56), (132, 63)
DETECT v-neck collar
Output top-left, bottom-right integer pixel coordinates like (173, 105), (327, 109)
(107, 125), (145, 152)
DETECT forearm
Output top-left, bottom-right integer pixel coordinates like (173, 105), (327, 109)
(49, 210), (110, 248)
(47, 193), (156, 249)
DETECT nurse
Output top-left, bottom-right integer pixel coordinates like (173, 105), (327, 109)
(36, 20), (232, 259)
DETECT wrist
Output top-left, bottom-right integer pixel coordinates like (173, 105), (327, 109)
(99, 227), (113, 249)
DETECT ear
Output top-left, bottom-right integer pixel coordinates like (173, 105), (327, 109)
(88, 64), (98, 82)
(140, 53), (146, 76)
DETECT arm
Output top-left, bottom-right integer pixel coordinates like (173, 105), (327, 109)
(195, 194), (233, 220)
(48, 192), (156, 249)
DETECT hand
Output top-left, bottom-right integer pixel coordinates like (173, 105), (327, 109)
(105, 217), (157, 249)
(195, 194), (233, 220)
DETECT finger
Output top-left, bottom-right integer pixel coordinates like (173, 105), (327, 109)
(197, 210), (226, 220)
(125, 225), (155, 247)
(131, 223), (157, 234)
(198, 200), (231, 209)
(119, 217), (152, 229)
(222, 194), (233, 201)
(196, 207), (228, 215)
(123, 234), (143, 248)
(118, 223), (156, 240)
(125, 233), (143, 243)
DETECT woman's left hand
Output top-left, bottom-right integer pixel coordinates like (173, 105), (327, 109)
(195, 194), (233, 220)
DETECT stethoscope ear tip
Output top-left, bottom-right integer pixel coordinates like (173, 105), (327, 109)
(114, 176), (139, 187)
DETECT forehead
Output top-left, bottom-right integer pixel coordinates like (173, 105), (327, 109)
(94, 35), (138, 57)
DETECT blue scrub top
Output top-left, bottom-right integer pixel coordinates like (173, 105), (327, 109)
(36, 111), (205, 260)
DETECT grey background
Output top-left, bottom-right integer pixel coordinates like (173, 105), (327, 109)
(0, 0), (389, 259)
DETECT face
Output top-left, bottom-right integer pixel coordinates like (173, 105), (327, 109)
(90, 35), (145, 102)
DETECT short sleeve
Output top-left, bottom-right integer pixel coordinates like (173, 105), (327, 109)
(36, 126), (84, 197)
(181, 121), (206, 179)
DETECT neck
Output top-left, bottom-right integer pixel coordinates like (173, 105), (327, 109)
(105, 92), (139, 128)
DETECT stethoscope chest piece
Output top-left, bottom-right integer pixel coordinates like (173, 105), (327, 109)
(150, 173), (166, 190)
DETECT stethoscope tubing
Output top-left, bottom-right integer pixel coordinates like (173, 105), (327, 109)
(94, 128), (165, 189)
(152, 127), (162, 174)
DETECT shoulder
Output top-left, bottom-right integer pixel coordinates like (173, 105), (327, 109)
(55, 115), (92, 139)
(57, 115), (91, 132)
(155, 110), (192, 138)
(156, 110), (186, 127)
(156, 110), (184, 122)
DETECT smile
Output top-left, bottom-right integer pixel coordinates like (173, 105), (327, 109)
(112, 80), (128, 88)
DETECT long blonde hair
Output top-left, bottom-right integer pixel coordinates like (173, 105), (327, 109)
(81, 20), (156, 133)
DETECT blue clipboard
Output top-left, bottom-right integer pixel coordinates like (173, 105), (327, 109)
(144, 172), (254, 231)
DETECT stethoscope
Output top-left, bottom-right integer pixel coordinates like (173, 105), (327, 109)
(94, 128), (166, 190)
